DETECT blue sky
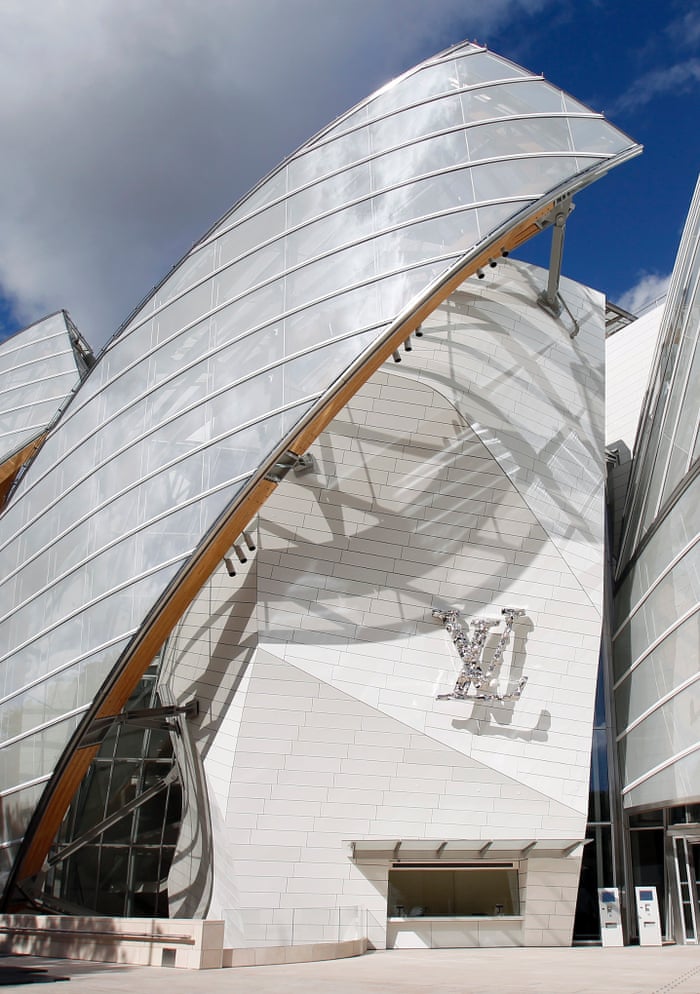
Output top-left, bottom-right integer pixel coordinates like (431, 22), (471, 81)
(0, 0), (697, 348)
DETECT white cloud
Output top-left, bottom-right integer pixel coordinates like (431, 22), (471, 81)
(617, 272), (671, 316)
(608, 57), (700, 116)
(0, 0), (552, 348)
(668, 8), (700, 49)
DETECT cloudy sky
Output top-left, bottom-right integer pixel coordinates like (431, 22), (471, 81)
(0, 0), (698, 348)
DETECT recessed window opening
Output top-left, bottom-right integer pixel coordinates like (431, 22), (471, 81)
(388, 865), (520, 918)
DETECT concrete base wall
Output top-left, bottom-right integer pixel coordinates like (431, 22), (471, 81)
(0, 916), (225, 970)
(0, 915), (369, 970)
(223, 937), (368, 967)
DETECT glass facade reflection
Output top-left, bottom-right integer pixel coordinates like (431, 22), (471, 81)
(611, 176), (700, 943)
(614, 177), (700, 812)
(0, 311), (93, 505)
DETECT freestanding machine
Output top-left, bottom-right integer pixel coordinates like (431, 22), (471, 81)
(598, 888), (624, 946)
(635, 887), (662, 946)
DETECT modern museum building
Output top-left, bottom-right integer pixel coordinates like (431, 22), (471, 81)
(0, 40), (698, 964)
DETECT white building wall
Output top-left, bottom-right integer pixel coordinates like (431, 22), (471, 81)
(165, 262), (605, 948)
(606, 303), (664, 454)
(605, 303), (664, 556)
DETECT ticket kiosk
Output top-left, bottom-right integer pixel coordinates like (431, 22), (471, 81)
(598, 887), (624, 946)
(635, 886), (662, 946)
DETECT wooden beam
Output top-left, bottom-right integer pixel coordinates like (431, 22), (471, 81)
(0, 433), (47, 509)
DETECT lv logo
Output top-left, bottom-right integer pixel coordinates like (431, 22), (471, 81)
(433, 607), (527, 703)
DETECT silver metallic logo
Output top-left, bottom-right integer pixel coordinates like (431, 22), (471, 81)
(433, 607), (527, 703)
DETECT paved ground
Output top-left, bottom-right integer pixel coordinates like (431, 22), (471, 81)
(1, 946), (700, 993)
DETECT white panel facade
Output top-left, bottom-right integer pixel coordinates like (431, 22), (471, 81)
(165, 261), (604, 948)
(605, 303), (663, 454)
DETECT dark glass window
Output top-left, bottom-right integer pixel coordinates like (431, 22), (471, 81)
(629, 809), (664, 827)
(669, 804), (700, 825)
(630, 828), (666, 935)
(573, 827), (613, 940)
(588, 728), (610, 823)
(41, 664), (182, 917)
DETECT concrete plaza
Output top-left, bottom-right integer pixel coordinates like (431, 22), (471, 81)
(2, 946), (700, 993)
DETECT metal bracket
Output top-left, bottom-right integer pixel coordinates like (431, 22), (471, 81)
(536, 197), (574, 319)
(563, 840), (587, 857)
(223, 530), (256, 576)
(48, 767), (179, 867)
(265, 450), (316, 482)
(264, 450), (302, 484)
(293, 453), (317, 476)
(80, 700), (199, 748)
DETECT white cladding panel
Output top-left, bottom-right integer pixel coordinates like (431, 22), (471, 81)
(605, 304), (663, 454)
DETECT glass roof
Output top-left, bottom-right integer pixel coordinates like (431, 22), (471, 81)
(0, 40), (640, 895)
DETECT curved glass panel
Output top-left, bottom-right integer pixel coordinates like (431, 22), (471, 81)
(618, 179), (700, 567)
(619, 679), (700, 786)
(614, 178), (700, 813)
(615, 483), (700, 630)
(624, 749), (700, 810)
(613, 542), (700, 680)
(0, 40), (639, 893)
(0, 782), (46, 882)
(615, 612), (700, 730)
(0, 312), (91, 474)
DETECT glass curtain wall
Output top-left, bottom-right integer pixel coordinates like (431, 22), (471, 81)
(613, 176), (700, 944)
(38, 663), (182, 917)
